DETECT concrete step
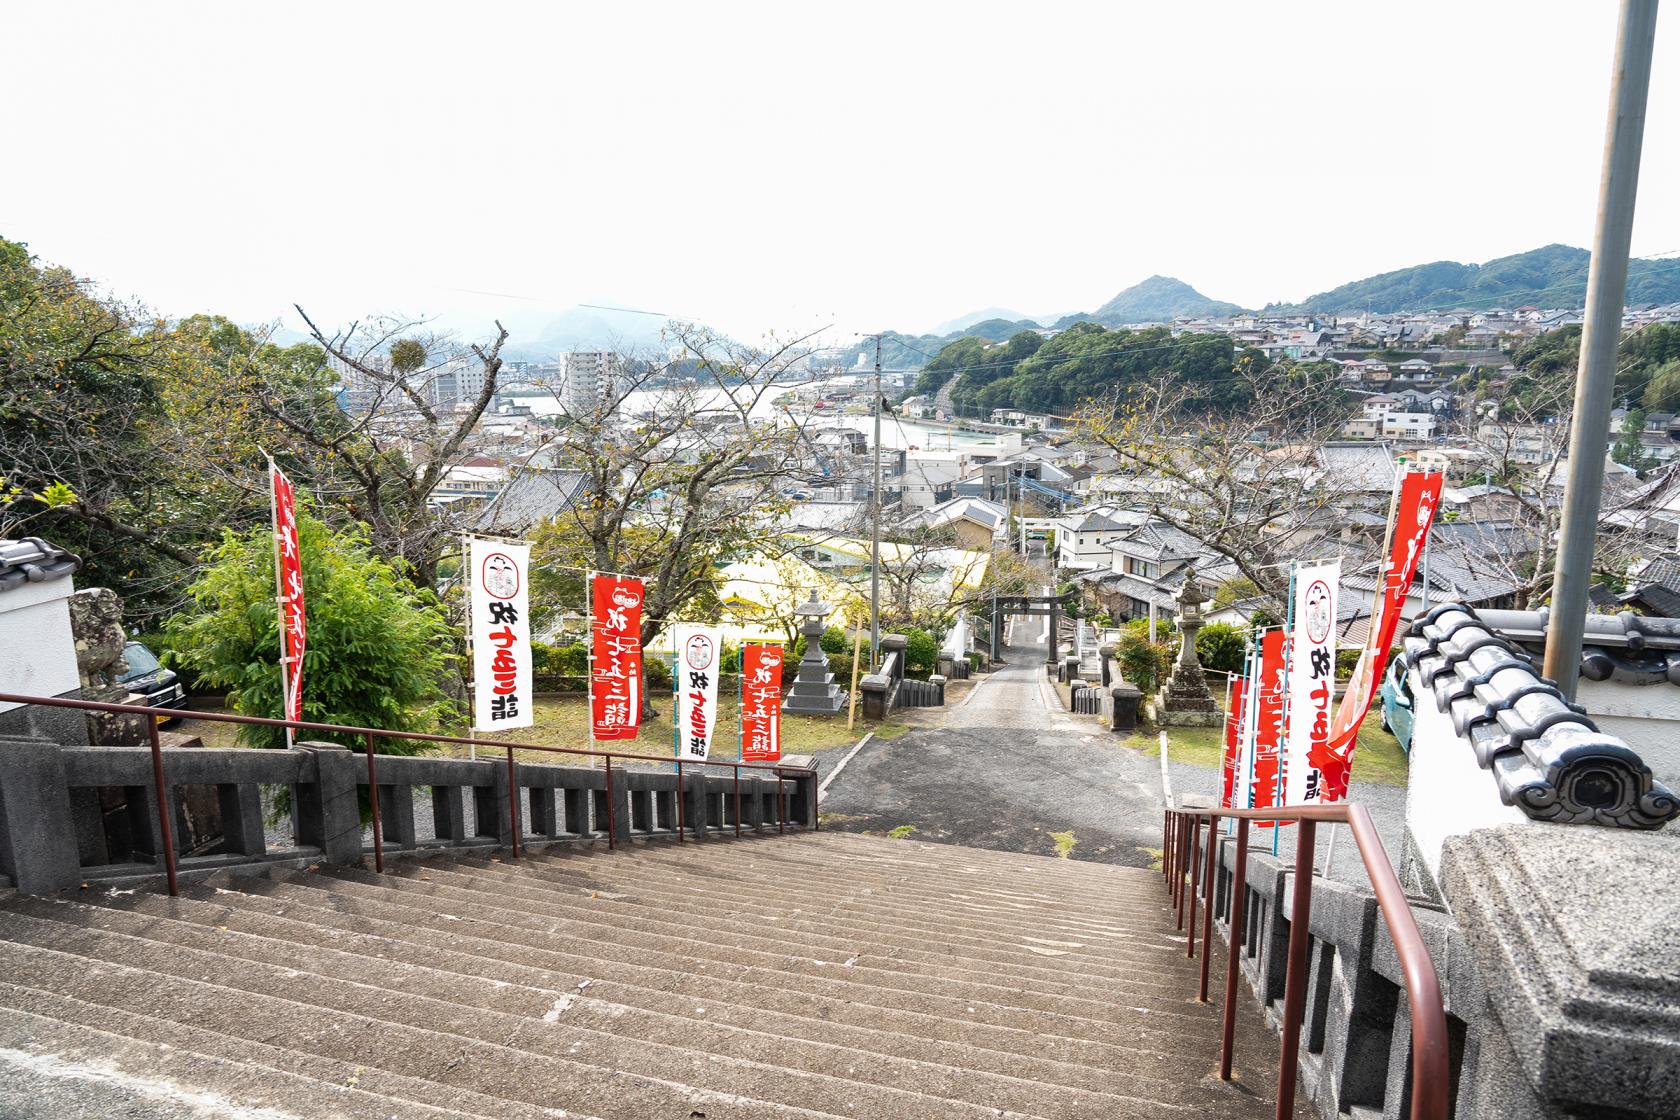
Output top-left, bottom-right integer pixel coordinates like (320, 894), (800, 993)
(597, 834), (1187, 933)
(141, 872), (1237, 1086)
(0, 911), (1083, 1120)
(0, 936), (855, 1120)
(0, 982), (566, 1120)
(294, 859), (1221, 1035)
(0, 831), (1283, 1119)
(389, 852), (1195, 996)
(471, 841), (1186, 949)
(76, 880), (1248, 1112)
(0, 893), (1223, 1120)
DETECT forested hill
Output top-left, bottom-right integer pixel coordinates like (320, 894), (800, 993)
(825, 317), (1040, 370)
(1054, 275), (1242, 327)
(1274, 244), (1680, 314)
(918, 323), (1267, 416)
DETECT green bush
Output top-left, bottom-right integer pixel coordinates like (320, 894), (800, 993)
(163, 513), (457, 753)
(1195, 622), (1246, 674)
(1115, 634), (1172, 695)
(819, 626), (850, 654)
(902, 627), (939, 675)
(1336, 647), (1362, 679)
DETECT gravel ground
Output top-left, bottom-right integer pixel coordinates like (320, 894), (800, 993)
(819, 638), (1409, 887)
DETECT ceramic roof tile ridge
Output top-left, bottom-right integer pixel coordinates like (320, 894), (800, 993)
(0, 537), (82, 594)
(1403, 602), (1678, 830)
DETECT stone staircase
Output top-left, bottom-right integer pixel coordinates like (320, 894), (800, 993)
(0, 832), (1292, 1119)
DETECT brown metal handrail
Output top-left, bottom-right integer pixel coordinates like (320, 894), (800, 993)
(1163, 803), (1449, 1120)
(0, 690), (816, 898)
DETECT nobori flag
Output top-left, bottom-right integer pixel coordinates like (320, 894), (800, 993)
(672, 624), (723, 761)
(470, 538), (533, 731)
(1284, 559), (1340, 806)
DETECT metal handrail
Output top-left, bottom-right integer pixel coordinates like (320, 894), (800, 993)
(0, 691), (816, 898)
(1163, 803), (1449, 1120)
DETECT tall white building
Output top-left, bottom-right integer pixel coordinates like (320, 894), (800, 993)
(563, 351), (622, 415)
(429, 356), (485, 407)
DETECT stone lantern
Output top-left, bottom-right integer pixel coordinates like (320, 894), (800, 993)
(782, 592), (847, 715)
(1150, 568), (1222, 727)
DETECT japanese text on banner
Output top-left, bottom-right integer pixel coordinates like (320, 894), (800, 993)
(1221, 676), (1246, 810)
(740, 643), (784, 762)
(271, 464), (306, 724)
(672, 625), (722, 761)
(1285, 560), (1340, 806)
(470, 538), (533, 731)
(1250, 629), (1288, 827)
(589, 575), (644, 741)
(1319, 471), (1442, 800)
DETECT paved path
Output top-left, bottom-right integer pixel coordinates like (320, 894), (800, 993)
(821, 638), (1409, 885)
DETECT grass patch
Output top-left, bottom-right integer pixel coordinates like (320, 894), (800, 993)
(1139, 845), (1163, 871)
(1149, 708), (1409, 787)
(887, 824), (917, 839)
(1049, 829), (1077, 859)
(179, 693), (904, 768)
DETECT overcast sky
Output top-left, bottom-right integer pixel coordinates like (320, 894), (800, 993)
(5, 2), (1675, 345)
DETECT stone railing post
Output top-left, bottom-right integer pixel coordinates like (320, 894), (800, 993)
(293, 741), (364, 866)
(0, 737), (81, 894)
(880, 634), (908, 684)
(860, 673), (890, 721)
(1110, 683), (1142, 732)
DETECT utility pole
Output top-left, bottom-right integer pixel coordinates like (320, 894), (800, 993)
(1543, 0), (1659, 698)
(870, 334), (883, 670)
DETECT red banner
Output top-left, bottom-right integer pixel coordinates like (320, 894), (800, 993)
(271, 464), (306, 724)
(1249, 630), (1288, 824)
(739, 643), (785, 762)
(589, 575), (644, 740)
(1220, 676), (1246, 809)
(1317, 470), (1444, 800)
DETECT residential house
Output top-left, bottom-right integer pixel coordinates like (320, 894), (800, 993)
(1396, 358), (1435, 382)
(473, 468), (587, 535)
(899, 496), (1008, 551)
(1054, 507), (1148, 571)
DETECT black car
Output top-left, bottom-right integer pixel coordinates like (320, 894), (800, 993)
(118, 640), (186, 721)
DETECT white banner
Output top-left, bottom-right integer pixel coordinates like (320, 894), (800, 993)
(672, 624), (723, 761)
(1284, 559), (1340, 805)
(469, 538), (534, 731)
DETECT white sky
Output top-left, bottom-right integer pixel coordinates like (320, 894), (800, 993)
(4, 1), (1676, 345)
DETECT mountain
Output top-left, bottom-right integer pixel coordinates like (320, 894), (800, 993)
(1276, 244), (1680, 314)
(931, 307), (1035, 335)
(1054, 275), (1242, 328)
(501, 306), (672, 361)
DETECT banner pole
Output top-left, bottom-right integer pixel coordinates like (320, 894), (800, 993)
(738, 644), (745, 760)
(585, 569), (595, 767)
(266, 456), (295, 750)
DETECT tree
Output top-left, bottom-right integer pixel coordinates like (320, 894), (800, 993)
(1077, 358), (1366, 609)
(164, 511), (457, 751)
(264, 307), (511, 588)
(0, 241), (287, 621)
(529, 323), (815, 716)
(1613, 408), (1657, 474)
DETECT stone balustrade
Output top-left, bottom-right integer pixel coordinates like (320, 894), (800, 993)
(0, 735), (817, 894)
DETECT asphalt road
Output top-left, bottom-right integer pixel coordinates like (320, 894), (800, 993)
(820, 637), (1409, 885)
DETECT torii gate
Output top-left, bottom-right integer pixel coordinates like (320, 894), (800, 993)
(987, 589), (1080, 673)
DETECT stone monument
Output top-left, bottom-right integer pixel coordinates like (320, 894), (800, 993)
(68, 587), (146, 745)
(781, 592), (847, 715)
(1149, 569), (1222, 727)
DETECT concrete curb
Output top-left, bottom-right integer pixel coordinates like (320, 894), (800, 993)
(818, 732), (874, 798)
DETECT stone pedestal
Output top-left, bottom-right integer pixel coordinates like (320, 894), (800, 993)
(1151, 569), (1222, 727)
(782, 592), (846, 716)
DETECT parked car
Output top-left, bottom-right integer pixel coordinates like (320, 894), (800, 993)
(1378, 656), (1414, 752)
(117, 640), (186, 722)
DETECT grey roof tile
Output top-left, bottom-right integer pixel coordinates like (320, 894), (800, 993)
(0, 537), (81, 594)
